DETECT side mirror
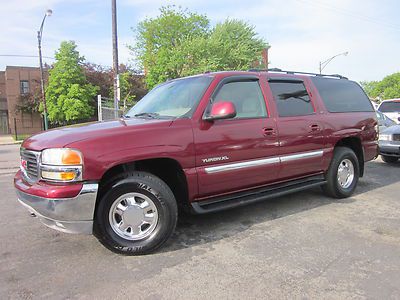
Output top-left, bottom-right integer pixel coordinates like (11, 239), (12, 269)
(204, 101), (237, 121)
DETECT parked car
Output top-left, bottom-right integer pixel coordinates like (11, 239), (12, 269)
(376, 110), (396, 132)
(379, 124), (400, 163)
(378, 99), (400, 124)
(14, 69), (378, 255)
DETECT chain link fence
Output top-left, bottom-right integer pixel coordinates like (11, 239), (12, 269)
(97, 95), (124, 121)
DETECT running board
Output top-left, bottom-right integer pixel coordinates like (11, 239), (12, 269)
(191, 174), (326, 214)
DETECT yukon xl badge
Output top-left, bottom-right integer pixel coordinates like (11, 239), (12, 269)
(202, 156), (229, 163)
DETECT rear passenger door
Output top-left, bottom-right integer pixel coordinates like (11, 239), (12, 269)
(267, 78), (325, 180)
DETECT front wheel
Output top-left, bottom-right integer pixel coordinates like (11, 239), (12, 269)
(322, 147), (360, 198)
(381, 155), (399, 163)
(94, 171), (177, 255)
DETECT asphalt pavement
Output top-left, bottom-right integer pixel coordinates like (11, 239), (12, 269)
(1, 143), (400, 299)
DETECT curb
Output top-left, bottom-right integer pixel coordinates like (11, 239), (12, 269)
(0, 168), (19, 175)
(0, 142), (23, 146)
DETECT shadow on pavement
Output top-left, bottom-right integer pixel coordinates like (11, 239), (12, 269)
(162, 159), (400, 253)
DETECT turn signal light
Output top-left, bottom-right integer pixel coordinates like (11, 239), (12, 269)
(62, 150), (83, 165)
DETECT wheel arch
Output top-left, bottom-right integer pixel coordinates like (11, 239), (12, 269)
(95, 157), (190, 215)
(334, 136), (364, 177)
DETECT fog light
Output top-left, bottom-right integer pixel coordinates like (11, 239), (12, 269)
(41, 170), (77, 181)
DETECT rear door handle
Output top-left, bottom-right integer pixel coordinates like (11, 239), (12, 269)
(263, 127), (276, 136)
(310, 124), (320, 132)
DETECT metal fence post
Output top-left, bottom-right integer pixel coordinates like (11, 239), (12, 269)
(14, 117), (17, 141)
(97, 95), (102, 121)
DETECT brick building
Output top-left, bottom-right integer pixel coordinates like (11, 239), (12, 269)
(0, 66), (44, 137)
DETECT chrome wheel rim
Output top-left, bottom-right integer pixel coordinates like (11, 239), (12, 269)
(109, 192), (158, 241)
(337, 159), (354, 189)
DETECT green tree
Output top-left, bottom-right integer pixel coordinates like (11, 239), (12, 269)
(131, 6), (210, 88)
(45, 41), (98, 124)
(360, 80), (379, 99)
(130, 6), (268, 88)
(361, 73), (400, 101)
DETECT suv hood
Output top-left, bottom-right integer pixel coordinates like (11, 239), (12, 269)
(22, 118), (174, 150)
(382, 112), (400, 124)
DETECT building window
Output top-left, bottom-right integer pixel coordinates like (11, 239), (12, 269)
(20, 80), (30, 94)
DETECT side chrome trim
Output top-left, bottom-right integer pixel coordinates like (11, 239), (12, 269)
(204, 150), (325, 174)
(205, 157), (280, 174)
(280, 150), (324, 162)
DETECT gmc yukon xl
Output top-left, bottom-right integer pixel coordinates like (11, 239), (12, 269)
(14, 69), (378, 254)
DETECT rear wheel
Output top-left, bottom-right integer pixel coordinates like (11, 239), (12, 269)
(94, 171), (177, 255)
(322, 147), (359, 198)
(381, 155), (398, 163)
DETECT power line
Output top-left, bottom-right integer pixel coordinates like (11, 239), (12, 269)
(0, 54), (55, 60)
(295, 0), (400, 32)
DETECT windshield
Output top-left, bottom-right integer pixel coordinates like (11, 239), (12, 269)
(379, 101), (400, 113)
(126, 76), (213, 119)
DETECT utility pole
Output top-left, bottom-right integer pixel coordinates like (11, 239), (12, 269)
(111, 0), (120, 119)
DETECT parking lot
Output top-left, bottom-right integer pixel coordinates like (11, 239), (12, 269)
(1, 143), (400, 299)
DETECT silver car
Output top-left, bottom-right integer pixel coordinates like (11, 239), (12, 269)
(376, 111), (396, 132)
(379, 125), (400, 163)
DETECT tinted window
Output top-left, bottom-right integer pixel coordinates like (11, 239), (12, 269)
(214, 81), (267, 119)
(311, 77), (374, 113)
(379, 101), (400, 113)
(269, 81), (314, 117)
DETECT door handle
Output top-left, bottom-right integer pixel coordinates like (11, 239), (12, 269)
(263, 127), (276, 136)
(310, 124), (320, 132)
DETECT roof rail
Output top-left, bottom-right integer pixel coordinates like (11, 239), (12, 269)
(248, 68), (348, 80)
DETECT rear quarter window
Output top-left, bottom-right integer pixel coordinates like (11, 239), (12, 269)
(311, 77), (374, 113)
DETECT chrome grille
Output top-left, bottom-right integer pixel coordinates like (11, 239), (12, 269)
(20, 148), (40, 180)
(393, 134), (400, 142)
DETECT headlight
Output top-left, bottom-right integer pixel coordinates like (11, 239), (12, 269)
(379, 134), (392, 141)
(41, 148), (83, 165)
(40, 148), (83, 182)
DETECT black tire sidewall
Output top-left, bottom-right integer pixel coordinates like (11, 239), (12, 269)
(94, 172), (177, 255)
(381, 155), (398, 163)
(331, 148), (359, 197)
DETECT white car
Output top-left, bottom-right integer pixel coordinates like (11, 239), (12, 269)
(378, 99), (400, 124)
(379, 124), (400, 163)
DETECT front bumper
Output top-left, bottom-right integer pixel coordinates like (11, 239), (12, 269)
(379, 142), (400, 157)
(15, 172), (98, 234)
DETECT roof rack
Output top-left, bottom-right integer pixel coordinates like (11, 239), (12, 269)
(248, 68), (348, 80)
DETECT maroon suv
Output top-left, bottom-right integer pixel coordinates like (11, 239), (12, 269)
(14, 69), (378, 254)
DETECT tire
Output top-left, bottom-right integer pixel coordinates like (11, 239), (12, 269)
(322, 147), (360, 198)
(381, 155), (399, 163)
(94, 171), (177, 255)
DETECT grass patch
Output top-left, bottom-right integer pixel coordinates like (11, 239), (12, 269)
(12, 134), (31, 142)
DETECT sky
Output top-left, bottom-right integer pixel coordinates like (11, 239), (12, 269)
(0, 0), (399, 82)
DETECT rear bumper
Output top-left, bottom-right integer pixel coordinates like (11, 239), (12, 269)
(15, 171), (98, 234)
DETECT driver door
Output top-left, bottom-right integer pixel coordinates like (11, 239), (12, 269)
(193, 75), (280, 198)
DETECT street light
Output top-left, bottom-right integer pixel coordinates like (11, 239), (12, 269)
(319, 51), (348, 74)
(37, 9), (52, 131)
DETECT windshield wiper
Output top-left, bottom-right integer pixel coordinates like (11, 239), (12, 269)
(133, 112), (160, 119)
